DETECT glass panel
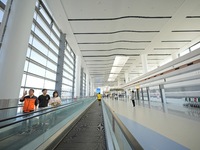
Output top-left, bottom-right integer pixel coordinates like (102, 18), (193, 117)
(24, 61), (29, 72)
(33, 12), (37, 20)
(40, 7), (51, 24)
(44, 80), (55, 89)
(28, 62), (46, 77)
(61, 91), (72, 98)
(0, 9), (4, 23)
(49, 41), (59, 54)
(46, 61), (57, 72)
(48, 51), (58, 63)
(21, 74), (27, 87)
(66, 45), (71, 52)
(25, 75), (44, 88)
(62, 84), (73, 92)
(52, 23), (60, 37)
(1, 0), (7, 5)
(34, 26), (50, 45)
(62, 78), (73, 86)
(63, 70), (73, 80)
(36, 15), (50, 35)
(30, 50), (47, 65)
(149, 86), (161, 102)
(32, 38), (48, 55)
(65, 52), (74, 64)
(26, 48), (31, 57)
(65, 58), (73, 69)
(50, 33), (59, 46)
(45, 70), (56, 81)
(63, 63), (73, 73)
(29, 34), (34, 44)
(31, 23), (35, 31)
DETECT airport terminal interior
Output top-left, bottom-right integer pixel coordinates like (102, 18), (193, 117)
(0, 0), (200, 149)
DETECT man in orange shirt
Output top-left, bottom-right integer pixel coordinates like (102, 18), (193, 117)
(20, 89), (38, 113)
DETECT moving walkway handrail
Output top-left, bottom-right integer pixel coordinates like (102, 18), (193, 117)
(0, 98), (81, 122)
(0, 98), (75, 110)
(0, 99), (87, 129)
(105, 103), (143, 150)
(0, 105), (23, 110)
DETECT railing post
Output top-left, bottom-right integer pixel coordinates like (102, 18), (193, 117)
(146, 87), (150, 101)
(141, 88), (144, 100)
(159, 84), (166, 103)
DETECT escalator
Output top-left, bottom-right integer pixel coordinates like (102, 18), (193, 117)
(54, 100), (107, 150)
(0, 98), (142, 150)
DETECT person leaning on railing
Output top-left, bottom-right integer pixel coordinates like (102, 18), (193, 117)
(20, 89), (38, 113)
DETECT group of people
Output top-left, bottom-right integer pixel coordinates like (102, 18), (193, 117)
(20, 89), (61, 113)
(96, 91), (136, 107)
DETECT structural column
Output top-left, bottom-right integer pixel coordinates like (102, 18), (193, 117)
(74, 55), (81, 98)
(141, 54), (148, 74)
(0, 0), (36, 101)
(86, 71), (90, 96)
(55, 33), (66, 97)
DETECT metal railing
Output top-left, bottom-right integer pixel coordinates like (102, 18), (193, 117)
(102, 100), (143, 150)
(0, 97), (95, 150)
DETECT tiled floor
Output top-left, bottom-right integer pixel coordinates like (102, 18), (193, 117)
(103, 98), (200, 150)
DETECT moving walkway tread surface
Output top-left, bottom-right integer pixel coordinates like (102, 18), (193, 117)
(54, 100), (107, 150)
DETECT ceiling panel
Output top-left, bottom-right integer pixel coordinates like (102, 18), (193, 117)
(46, 0), (200, 88)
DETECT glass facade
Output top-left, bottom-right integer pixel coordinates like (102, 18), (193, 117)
(80, 68), (86, 97)
(0, 0), (7, 23)
(20, 1), (76, 99)
(61, 44), (76, 99)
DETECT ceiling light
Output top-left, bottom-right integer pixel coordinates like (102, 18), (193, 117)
(108, 78), (115, 81)
(110, 67), (122, 73)
(113, 56), (129, 66)
(109, 74), (118, 78)
(191, 42), (200, 51)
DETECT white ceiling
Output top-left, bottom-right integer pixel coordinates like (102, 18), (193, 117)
(46, 0), (200, 88)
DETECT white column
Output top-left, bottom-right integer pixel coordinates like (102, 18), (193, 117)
(75, 56), (81, 98)
(0, 0), (36, 100)
(86, 71), (90, 96)
(91, 81), (94, 96)
(141, 54), (148, 74)
(124, 72), (129, 83)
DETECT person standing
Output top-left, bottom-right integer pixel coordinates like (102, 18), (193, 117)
(131, 90), (135, 107)
(20, 89), (38, 112)
(49, 91), (62, 107)
(38, 89), (50, 108)
(97, 93), (102, 105)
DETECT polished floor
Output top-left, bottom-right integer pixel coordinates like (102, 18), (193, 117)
(103, 97), (200, 150)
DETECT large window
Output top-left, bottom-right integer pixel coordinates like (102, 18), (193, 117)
(0, 0), (7, 23)
(80, 68), (86, 97)
(20, 1), (60, 97)
(61, 44), (76, 99)
(20, 0), (76, 99)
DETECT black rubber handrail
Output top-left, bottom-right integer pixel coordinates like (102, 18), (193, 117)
(0, 98), (71, 110)
(0, 105), (23, 110)
(0, 100), (84, 123)
(0, 100), (89, 129)
(104, 102), (143, 150)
